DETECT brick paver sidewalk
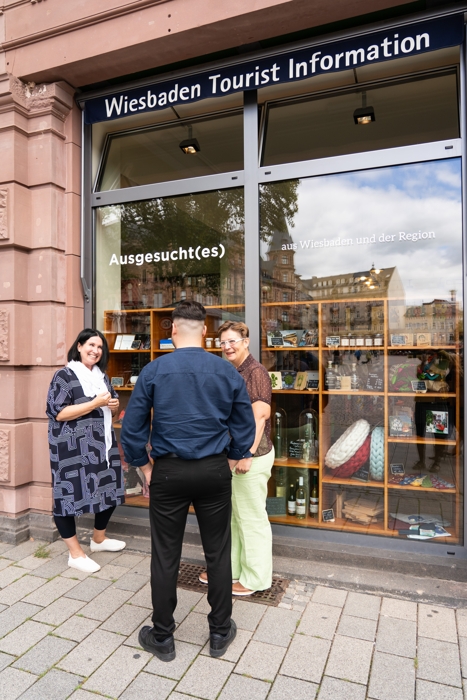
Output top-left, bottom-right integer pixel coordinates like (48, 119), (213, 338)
(0, 538), (465, 699)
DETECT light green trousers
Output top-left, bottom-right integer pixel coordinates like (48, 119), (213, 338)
(231, 448), (275, 591)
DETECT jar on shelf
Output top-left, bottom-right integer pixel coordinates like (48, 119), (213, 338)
(349, 333), (356, 347)
(299, 409), (319, 464)
(365, 334), (374, 347)
(341, 335), (350, 347)
(273, 407), (287, 461)
(356, 334), (365, 346)
(374, 333), (383, 347)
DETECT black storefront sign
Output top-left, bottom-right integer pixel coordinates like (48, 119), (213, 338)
(84, 14), (463, 124)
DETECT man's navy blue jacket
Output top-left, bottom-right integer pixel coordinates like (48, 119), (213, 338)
(120, 346), (256, 466)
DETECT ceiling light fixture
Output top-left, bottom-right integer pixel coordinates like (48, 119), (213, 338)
(179, 124), (200, 154)
(353, 91), (375, 125)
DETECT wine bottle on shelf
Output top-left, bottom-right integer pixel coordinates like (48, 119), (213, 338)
(309, 471), (319, 518)
(325, 360), (336, 389)
(296, 477), (306, 520)
(275, 467), (286, 498)
(274, 412), (283, 459)
(287, 484), (296, 516)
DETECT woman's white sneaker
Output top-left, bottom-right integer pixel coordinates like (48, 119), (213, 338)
(90, 538), (126, 552)
(68, 554), (100, 573)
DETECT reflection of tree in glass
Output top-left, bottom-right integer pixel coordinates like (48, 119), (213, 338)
(260, 181), (299, 242)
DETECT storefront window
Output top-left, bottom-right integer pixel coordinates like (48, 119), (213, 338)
(96, 188), (245, 506)
(261, 159), (464, 544)
(262, 72), (459, 166)
(97, 112), (243, 190)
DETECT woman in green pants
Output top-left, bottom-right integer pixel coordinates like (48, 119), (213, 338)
(200, 321), (274, 596)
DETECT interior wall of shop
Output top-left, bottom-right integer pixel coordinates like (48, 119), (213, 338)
(0, 0), (463, 544)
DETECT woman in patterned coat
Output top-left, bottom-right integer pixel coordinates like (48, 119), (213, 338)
(46, 329), (126, 573)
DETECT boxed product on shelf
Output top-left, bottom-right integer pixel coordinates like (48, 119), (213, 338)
(267, 330), (306, 347)
(342, 494), (384, 524)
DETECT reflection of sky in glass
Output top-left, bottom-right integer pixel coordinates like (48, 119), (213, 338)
(261, 159), (462, 306)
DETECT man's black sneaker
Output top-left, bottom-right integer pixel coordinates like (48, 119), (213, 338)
(209, 619), (237, 658)
(138, 626), (175, 662)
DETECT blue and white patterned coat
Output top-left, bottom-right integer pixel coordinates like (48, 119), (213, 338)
(46, 367), (125, 516)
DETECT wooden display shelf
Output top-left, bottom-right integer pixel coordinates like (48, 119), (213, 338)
(321, 346), (386, 351)
(110, 349), (151, 353)
(387, 436), (457, 445)
(322, 475), (383, 488)
(272, 389), (319, 394)
(114, 386), (134, 391)
(388, 345), (457, 351)
(274, 458), (319, 469)
(387, 392), (456, 398)
(155, 347), (222, 353)
(323, 390), (384, 396)
(261, 346), (318, 352)
(388, 483), (456, 493)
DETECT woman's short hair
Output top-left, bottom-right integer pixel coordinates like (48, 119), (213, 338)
(217, 321), (249, 338)
(67, 329), (109, 371)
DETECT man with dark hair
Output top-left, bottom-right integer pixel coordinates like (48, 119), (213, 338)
(121, 301), (256, 662)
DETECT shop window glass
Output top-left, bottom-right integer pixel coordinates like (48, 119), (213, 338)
(261, 159), (463, 545)
(98, 112), (243, 191)
(96, 187), (245, 507)
(262, 72), (458, 166)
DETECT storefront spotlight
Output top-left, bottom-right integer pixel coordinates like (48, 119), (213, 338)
(179, 125), (200, 154)
(353, 91), (375, 125)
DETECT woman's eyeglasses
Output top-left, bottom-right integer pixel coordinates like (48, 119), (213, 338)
(219, 338), (246, 348)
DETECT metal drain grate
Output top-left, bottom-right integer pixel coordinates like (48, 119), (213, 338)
(177, 562), (289, 606)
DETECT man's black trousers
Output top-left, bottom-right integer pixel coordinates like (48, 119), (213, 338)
(149, 453), (233, 641)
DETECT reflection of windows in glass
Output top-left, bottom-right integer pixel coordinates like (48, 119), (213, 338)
(98, 112), (243, 191)
(262, 72), (459, 166)
(206, 295), (213, 305)
(180, 291), (186, 300)
(283, 293), (288, 302)
(282, 273), (288, 283)
(282, 256), (288, 264)
(282, 312), (289, 322)
(227, 277), (232, 290)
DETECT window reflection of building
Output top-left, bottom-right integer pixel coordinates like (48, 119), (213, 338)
(404, 291), (459, 343)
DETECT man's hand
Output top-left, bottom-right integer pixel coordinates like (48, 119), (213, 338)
(140, 462), (153, 486)
(228, 458), (238, 472)
(232, 457), (253, 474)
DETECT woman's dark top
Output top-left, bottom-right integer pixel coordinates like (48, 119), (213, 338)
(46, 367), (125, 517)
(237, 353), (273, 457)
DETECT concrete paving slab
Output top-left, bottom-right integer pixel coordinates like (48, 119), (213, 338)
(169, 694), (200, 700)
(63, 576), (111, 602)
(416, 679), (463, 699)
(112, 552), (146, 568)
(128, 557), (151, 577)
(145, 640), (201, 680)
(200, 627), (252, 662)
(176, 655), (234, 700)
(457, 637), (467, 678)
(232, 598), (267, 631)
(0, 651), (15, 672)
(82, 643), (152, 697)
(56, 628), (123, 676)
(0, 666), (37, 699)
(325, 634), (373, 685)
(417, 637), (462, 687)
(234, 639), (285, 682)
(174, 611), (210, 646)
(0, 559), (12, 571)
(253, 606), (302, 647)
(312, 585), (347, 608)
(128, 581), (152, 609)
(53, 614), (100, 642)
(281, 634), (330, 683)
(376, 616), (417, 658)
(19, 669), (84, 700)
(13, 555), (51, 571)
(0, 566), (26, 588)
(318, 676), (366, 700)
(336, 614), (377, 642)
(368, 651), (415, 700)
(0, 573), (44, 605)
(456, 609), (467, 637)
(12, 634), (75, 675)
(29, 555), (70, 579)
(32, 596), (85, 626)
(268, 674), (319, 700)
(120, 671), (176, 700)
(0, 544), (14, 555)
(46, 540), (68, 556)
(343, 591), (381, 620)
(100, 601), (150, 635)
(23, 575), (79, 606)
(123, 615), (152, 649)
(419, 604), (458, 643)
(174, 588), (204, 624)
(66, 691), (99, 700)
(193, 592), (211, 615)
(0, 601), (42, 638)
(92, 563), (130, 580)
(380, 597), (417, 621)
(0, 620), (52, 656)
(60, 568), (91, 581)
(2, 540), (46, 561)
(293, 601), (341, 640)
(218, 672), (270, 700)
(113, 572), (149, 592)
(78, 585), (132, 621)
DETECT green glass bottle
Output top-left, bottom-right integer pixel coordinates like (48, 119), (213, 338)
(309, 471), (319, 518)
(296, 476), (306, 519)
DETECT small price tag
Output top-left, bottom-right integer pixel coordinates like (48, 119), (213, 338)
(326, 336), (340, 347)
(322, 508), (335, 522)
(391, 463), (405, 475)
(307, 379), (319, 390)
(411, 380), (427, 393)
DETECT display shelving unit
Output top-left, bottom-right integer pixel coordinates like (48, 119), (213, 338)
(262, 297), (461, 543)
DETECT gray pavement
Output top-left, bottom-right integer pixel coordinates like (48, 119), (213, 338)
(0, 538), (466, 698)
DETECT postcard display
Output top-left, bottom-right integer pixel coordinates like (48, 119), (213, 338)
(104, 306), (243, 505)
(262, 299), (461, 543)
